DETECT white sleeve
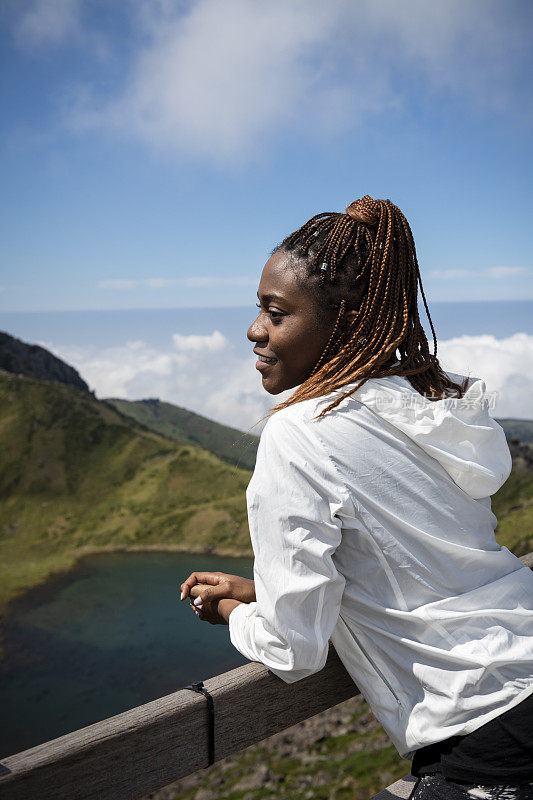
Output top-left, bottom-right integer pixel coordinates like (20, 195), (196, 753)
(229, 410), (347, 683)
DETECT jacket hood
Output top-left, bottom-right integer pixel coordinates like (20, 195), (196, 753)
(353, 373), (512, 499)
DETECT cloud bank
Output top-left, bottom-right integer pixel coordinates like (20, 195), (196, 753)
(45, 331), (533, 433)
(438, 334), (533, 419)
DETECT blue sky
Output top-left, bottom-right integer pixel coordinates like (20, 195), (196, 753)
(1, 0), (532, 313)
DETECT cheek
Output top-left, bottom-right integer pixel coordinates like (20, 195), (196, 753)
(280, 322), (330, 368)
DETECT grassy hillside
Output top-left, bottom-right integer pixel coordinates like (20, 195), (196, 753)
(0, 371), (252, 609)
(108, 397), (259, 470)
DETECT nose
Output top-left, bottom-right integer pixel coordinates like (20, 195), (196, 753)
(247, 311), (268, 344)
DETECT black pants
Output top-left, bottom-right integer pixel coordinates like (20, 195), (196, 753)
(410, 774), (533, 799)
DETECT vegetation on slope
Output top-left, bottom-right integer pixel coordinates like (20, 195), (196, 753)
(108, 397), (259, 471)
(493, 440), (533, 556)
(0, 371), (252, 609)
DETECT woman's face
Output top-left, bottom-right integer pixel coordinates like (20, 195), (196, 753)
(247, 249), (335, 394)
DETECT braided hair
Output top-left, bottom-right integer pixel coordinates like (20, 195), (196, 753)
(270, 195), (466, 418)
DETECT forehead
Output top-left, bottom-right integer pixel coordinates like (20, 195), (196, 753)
(258, 250), (310, 304)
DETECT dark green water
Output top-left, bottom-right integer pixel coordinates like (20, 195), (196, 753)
(0, 552), (254, 758)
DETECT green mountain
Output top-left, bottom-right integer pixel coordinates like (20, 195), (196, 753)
(497, 418), (533, 444)
(492, 439), (533, 556)
(108, 397), (259, 471)
(0, 370), (252, 609)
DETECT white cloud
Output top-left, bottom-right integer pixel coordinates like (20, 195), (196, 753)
(488, 267), (528, 279)
(183, 276), (257, 288)
(97, 276), (255, 290)
(72, 0), (336, 161)
(68, 0), (529, 162)
(438, 333), (533, 419)
(145, 278), (179, 289)
(15, 0), (81, 47)
(98, 278), (180, 290)
(172, 330), (227, 352)
(428, 269), (472, 280)
(99, 279), (182, 290)
(98, 279), (140, 290)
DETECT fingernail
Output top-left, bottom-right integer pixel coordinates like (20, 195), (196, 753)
(180, 591), (184, 601)
(193, 596), (202, 607)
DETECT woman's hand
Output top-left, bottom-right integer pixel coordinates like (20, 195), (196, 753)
(180, 571), (256, 605)
(188, 583), (243, 626)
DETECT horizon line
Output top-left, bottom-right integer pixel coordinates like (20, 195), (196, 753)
(2, 298), (533, 315)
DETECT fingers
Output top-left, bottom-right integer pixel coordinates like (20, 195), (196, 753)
(189, 589), (204, 615)
(186, 587), (225, 625)
(181, 573), (254, 604)
(179, 571), (222, 600)
(190, 582), (233, 606)
(188, 583), (224, 623)
(198, 583), (232, 602)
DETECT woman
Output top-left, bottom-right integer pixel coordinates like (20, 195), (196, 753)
(180, 196), (533, 799)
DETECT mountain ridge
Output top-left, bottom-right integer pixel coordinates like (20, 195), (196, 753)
(0, 331), (89, 393)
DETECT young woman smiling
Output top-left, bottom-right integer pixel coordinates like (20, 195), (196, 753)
(180, 196), (533, 799)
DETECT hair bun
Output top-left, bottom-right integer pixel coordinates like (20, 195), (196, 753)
(345, 195), (380, 226)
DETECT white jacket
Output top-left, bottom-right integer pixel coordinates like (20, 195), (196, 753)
(228, 374), (533, 758)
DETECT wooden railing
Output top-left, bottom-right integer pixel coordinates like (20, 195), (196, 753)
(1, 552), (531, 800)
(0, 646), (358, 800)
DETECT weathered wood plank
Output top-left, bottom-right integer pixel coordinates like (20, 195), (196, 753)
(0, 644), (357, 800)
(520, 552), (533, 569)
(370, 775), (417, 799)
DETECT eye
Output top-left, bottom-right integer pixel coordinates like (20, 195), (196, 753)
(256, 302), (283, 320)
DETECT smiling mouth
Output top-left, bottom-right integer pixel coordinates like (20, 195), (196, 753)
(255, 353), (278, 373)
